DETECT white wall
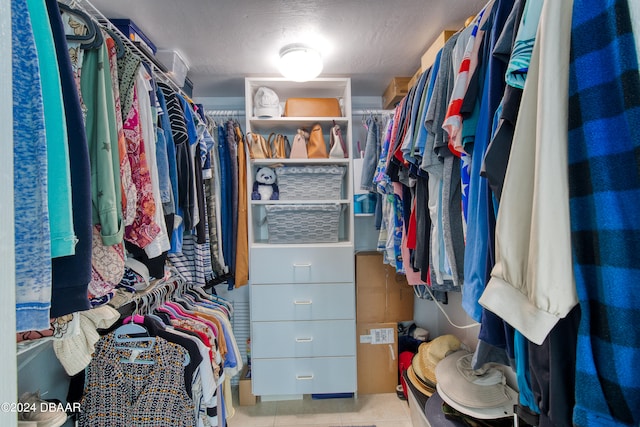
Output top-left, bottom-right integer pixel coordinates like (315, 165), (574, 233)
(413, 292), (480, 350)
(1, 1), (18, 425)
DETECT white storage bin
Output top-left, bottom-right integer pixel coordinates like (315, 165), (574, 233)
(156, 49), (189, 87)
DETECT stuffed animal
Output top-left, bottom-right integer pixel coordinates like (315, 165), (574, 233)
(251, 167), (279, 200)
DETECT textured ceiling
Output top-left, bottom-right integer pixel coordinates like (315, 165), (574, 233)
(89, 0), (488, 98)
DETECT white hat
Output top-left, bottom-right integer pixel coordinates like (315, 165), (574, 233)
(254, 87), (280, 118)
(435, 350), (518, 412)
(53, 305), (120, 375)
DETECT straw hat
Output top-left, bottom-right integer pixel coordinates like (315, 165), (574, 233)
(406, 365), (436, 397)
(412, 334), (462, 386)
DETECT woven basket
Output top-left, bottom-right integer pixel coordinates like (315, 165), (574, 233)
(265, 203), (341, 244)
(275, 165), (346, 200)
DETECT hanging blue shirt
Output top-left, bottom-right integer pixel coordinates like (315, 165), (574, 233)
(13, 0), (52, 332)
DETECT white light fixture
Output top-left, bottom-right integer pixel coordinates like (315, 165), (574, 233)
(278, 43), (323, 82)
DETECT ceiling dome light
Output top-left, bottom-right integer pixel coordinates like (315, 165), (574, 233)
(278, 43), (323, 82)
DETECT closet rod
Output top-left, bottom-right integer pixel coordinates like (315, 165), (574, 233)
(115, 272), (187, 313)
(352, 109), (396, 115)
(205, 109), (246, 116)
(59, 0), (190, 100)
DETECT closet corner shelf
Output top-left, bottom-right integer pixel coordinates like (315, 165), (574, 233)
(17, 337), (53, 357)
(249, 117), (349, 130)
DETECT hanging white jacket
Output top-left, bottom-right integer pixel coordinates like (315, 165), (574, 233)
(478, 0), (577, 346)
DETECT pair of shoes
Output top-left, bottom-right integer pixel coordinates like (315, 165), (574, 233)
(17, 392), (68, 427)
(396, 384), (407, 401)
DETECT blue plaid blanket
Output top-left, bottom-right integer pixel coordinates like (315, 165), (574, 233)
(568, 1), (640, 425)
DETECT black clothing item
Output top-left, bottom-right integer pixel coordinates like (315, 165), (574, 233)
(481, 0), (527, 200)
(46, 0), (92, 317)
(529, 305), (581, 427)
(481, 85), (523, 200)
(193, 150), (207, 244)
(414, 174), (431, 284)
(125, 214), (174, 279)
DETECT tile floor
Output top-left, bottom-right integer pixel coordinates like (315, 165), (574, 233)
(229, 391), (412, 427)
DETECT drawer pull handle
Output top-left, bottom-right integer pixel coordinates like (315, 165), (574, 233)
(293, 300), (312, 305)
(292, 263), (312, 268)
(296, 375), (314, 380)
(295, 337), (313, 343)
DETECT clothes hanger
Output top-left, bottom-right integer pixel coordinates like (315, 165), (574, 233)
(113, 322), (156, 365)
(155, 305), (178, 320)
(195, 288), (233, 312)
(58, 2), (102, 49)
(104, 27), (126, 59)
(58, 2), (93, 42)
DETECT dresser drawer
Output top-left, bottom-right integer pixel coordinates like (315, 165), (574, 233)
(251, 357), (356, 396)
(251, 283), (354, 321)
(250, 246), (354, 284)
(252, 320), (355, 359)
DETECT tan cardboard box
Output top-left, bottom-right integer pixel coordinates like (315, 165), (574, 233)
(357, 322), (399, 394)
(421, 30), (457, 72)
(382, 77), (411, 110)
(238, 365), (256, 406)
(355, 252), (414, 323)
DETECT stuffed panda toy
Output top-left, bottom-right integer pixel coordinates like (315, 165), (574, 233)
(251, 166), (279, 200)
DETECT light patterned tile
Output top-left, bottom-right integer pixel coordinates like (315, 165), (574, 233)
(232, 391), (411, 426)
(231, 395), (277, 427)
(374, 420), (413, 427)
(274, 396), (343, 426)
(339, 393), (410, 424)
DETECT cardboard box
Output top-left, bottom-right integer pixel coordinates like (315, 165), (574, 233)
(356, 252), (414, 323)
(421, 30), (457, 72)
(238, 365), (256, 406)
(357, 322), (398, 394)
(283, 97), (342, 117)
(382, 77), (411, 110)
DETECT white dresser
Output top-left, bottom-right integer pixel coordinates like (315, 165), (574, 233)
(245, 77), (356, 397)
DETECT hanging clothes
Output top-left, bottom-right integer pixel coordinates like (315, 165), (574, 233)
(112, 43), (139, 230)
(479, 0), (576, 347)
(26, 0), (76, 260)
(202, 117), (228, 279)
(46, 0), (92, 318)
(136, 68), (171, 258)
(79, 332), (196, 427)
(225, 121), (239, 289)
(81, 31), (124, 246)
(568, 0), (640, 425)
(234, 123), (249, 287)
(13, 0), (52, 332)
(159, 81), (192, 253)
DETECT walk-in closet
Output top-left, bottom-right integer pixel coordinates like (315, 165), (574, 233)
(4, 0), (640, 426)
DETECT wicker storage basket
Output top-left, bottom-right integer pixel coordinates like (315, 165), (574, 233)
(275, 165), (346, 200)
(265, 203), (341, 243)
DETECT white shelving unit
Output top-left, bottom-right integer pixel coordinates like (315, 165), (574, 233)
(245, 77), (356, 398)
